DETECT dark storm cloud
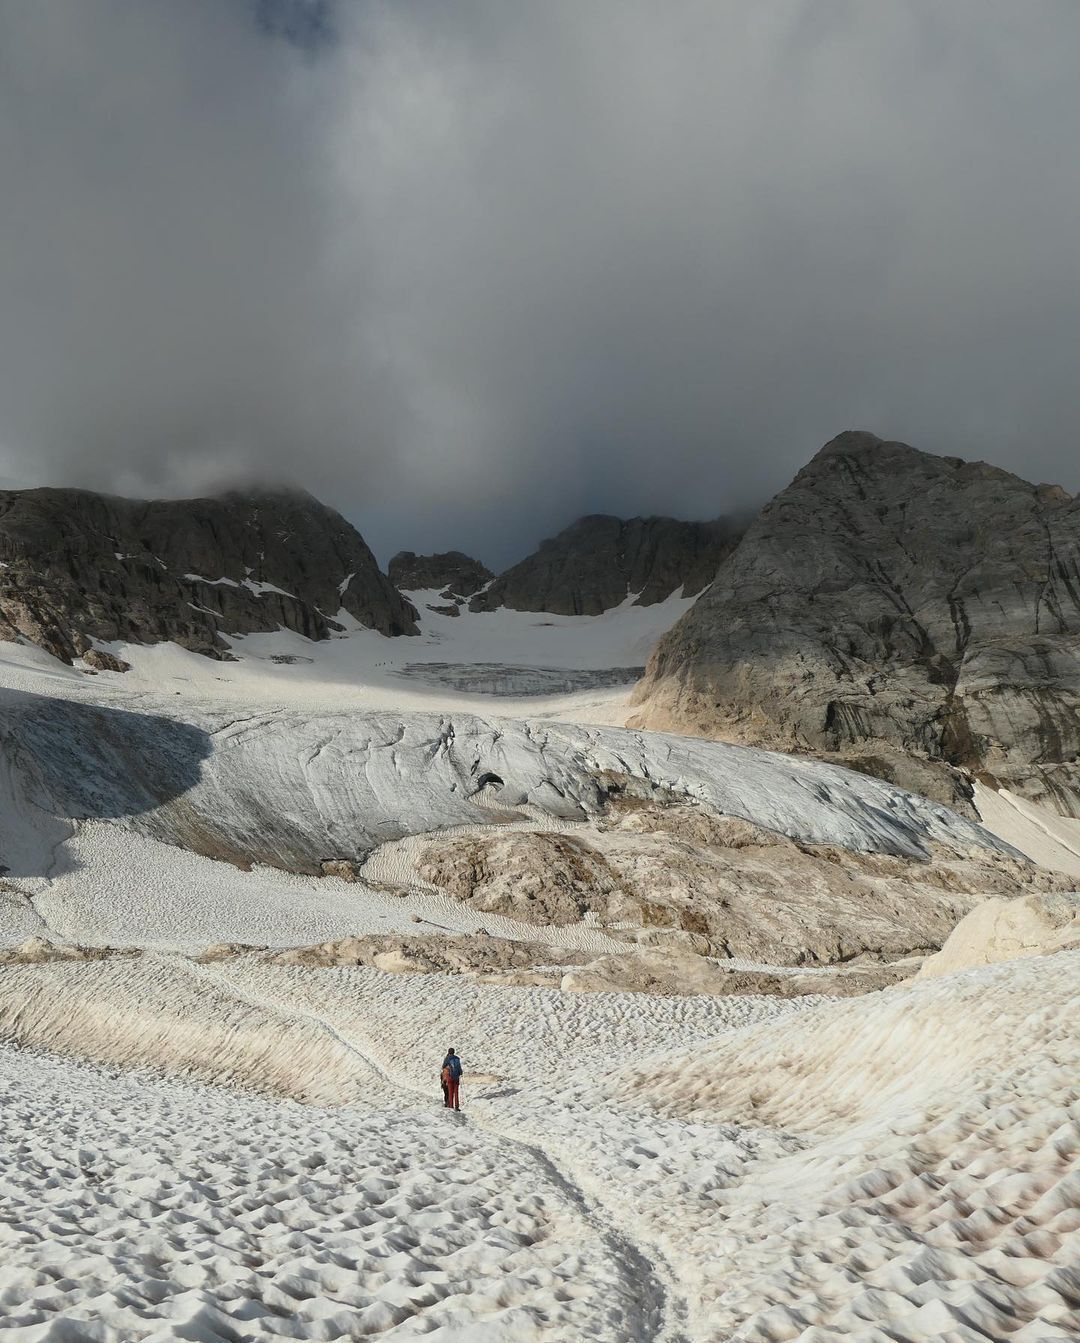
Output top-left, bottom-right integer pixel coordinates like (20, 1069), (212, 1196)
(2, 1), (1079, 566)
(254, 0), (336, 50)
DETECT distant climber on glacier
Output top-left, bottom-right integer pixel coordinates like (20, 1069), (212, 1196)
(441, 1048), (462, 1111)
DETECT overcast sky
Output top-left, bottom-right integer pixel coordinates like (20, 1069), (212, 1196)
(1, 1), (1079, 567)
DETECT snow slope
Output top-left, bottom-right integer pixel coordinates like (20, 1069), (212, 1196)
(491, 951), (1080, 1341)
(0, 1044), (654, 1341)
(975, 780), (1080, 879)
(0, 950), (801, 1340)
(0, 947), (1075, 1341)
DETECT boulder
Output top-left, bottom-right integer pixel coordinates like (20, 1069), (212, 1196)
(320, 859), (363, 883)
(81, 648), (131, 673)
(918, 892), (1080, 978)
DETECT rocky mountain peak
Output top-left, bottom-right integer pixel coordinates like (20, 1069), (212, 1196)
(805, 428), (1024, 487)
(632, 432), (1080, 815)
(811, 428), (886, 459)
(388, 550), (494, 599)
(0, 485), (417, 664)
(469, 513), (745, 617)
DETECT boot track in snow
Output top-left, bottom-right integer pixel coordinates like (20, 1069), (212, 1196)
(169, 953), (689, 1342)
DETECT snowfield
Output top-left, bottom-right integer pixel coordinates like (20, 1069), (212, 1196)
(0, 1044), (656, 1342)
(0, 596), (1077, 1341)
(88, 587), (700, 723)
(0, 953), (1075, 1340)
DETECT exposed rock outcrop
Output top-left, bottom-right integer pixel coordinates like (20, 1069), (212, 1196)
(80, 648), (132, 674)
(266, 932), (581, 981)
(633, 431), (1080, 815)
(470, 514), (744, 615)
(388, 550), (494, 598)
(0, 486), (417, 662)
(211, 934), (911, 998)
(558, 946), (915, 998)
(415, 800), (1069, 967)
(418, 832), (637, 927)
(0, 938), (129, 965)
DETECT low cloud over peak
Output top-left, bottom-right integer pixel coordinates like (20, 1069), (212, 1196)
(2, 1), (1079, 566)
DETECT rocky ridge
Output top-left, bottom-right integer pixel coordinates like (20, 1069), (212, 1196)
(388, 549), (494, 598)
(0, 486), (417, 662)
(207, 934), (917, 998)
(469, 513), (744, 616)
(388, 549), (494, 617)
(633, 431), (1080, 815)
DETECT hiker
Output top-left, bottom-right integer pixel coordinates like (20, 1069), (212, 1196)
(441, 1047), (462, 1111)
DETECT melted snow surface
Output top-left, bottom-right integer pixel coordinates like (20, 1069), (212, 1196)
(0, 1043), (656, 1341)
(0, 951), (1075, 1341)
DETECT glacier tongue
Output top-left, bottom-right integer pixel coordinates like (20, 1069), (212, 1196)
(3, 689), (1013, 877)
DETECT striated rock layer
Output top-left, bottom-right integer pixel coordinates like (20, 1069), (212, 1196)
(0, 486), (417, 662)
(633, 430), (1080, 815)
(470, 513), (744, 615)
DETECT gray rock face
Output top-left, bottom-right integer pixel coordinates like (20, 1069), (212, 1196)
(633, 430), (1080, 814)
(0, 487), (417, 661)
(388, 550), (494, 598)
(469, 514), (744, 615)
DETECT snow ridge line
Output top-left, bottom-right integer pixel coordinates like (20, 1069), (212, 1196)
(168, 954), (688, 1342)
(158, 952), (402, 1091)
